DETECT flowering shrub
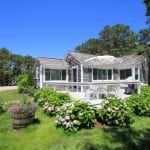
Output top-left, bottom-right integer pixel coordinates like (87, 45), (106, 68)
(55, 101), (96, 132)
(9, 96), (37, 114)
(96, 97), (134, 127)
(127, 86), (150, 116)
(34, 88), (72, 116)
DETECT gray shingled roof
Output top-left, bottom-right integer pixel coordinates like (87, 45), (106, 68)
(37, 57), (68, 69)
(37, 52), (143, 69)
(119, 54), (144, 68)
(68, 52), (143, 68)
(67, 52), (95, 63)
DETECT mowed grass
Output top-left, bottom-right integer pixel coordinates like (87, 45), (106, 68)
(0, 90), (150, 150)
(0, 89), (22, 102)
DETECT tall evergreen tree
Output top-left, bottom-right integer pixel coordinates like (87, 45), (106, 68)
(75, 24), (137, 56)
(143, 0), (150, 24)
(143, 0), (150, 85)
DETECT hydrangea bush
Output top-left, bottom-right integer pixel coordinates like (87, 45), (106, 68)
(34, 88), (72, 116)
(127, 86), (150, 116)
(55, 101), (96, 132)
(96, 97), (134, 127)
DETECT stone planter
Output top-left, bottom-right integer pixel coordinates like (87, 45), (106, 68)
(11, 110), (35, 129)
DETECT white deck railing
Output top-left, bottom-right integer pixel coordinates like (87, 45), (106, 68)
(43, 81), (141, 94)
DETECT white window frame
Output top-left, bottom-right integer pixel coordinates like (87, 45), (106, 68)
(135, 67), (140, 81)
(44, 68), (68, 82)
(119, 68), (132, 80)
(92, 68), (113, 82)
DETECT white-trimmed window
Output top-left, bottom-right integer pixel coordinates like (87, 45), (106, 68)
(93, 69), (112, 80)
(45, 69), (66, 81)
(120, 69), (132, 80)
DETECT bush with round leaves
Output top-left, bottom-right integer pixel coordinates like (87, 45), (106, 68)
(34, 87), (72, 116)
(127, 86), (150, 116)
(96, 97), (134, 127)
(55, 100), (96, 132)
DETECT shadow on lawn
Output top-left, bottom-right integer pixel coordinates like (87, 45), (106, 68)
(32, 118), (41, 124)
(100, 127), (150, 150)
(80, 127), (150, 150)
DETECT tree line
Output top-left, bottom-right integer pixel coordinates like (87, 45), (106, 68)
(75, 24), (149, 57)
(0, 48), (35, 86)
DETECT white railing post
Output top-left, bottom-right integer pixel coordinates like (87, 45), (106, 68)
(40, 66), (43, 88)
(81, 64), (83, 92)
(132, 67), (135, 80)
(137, 83), (141, 94)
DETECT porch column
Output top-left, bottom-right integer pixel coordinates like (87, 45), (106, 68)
(66, 69), (69, 91)
(132, 67), (135, 80)
(112, 69), (114, 80)
(138, 68), (140, 81)
(137, 83), (141, 94)
(40, 65), (43, 88)
(118, 69), (120, 81)
(80, 64), (83, 92)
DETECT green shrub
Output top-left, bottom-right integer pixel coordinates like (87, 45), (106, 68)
(55, 101), (96, 132)
(48, 92), (71, 107)
(34, 88), (57, 105)
(34, 87), (72, 116)
(141, 86), (150, 94)
(127, 86), (150, 116)
(0, 99), (7, 114)
(96, 97), (134, 127)
(18, 72), (35, 95)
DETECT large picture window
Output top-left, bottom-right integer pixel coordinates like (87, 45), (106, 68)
(120, 69), (131, 80)
(45, 69), (66, 81)
(93, 69), (112, 80)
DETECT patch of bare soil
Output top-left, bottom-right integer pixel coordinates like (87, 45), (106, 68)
(0, 86), (18, 91)
(94, 122), (106, 129)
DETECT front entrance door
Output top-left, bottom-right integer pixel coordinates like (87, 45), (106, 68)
(72, 68), (77, 82)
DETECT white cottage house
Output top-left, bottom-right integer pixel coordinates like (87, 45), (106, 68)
(34, 52), (143, 96)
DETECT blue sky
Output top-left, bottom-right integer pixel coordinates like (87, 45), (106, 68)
(0, 0), (148, 58)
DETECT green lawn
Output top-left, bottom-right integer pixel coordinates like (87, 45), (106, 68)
(0, 90), (150, 150)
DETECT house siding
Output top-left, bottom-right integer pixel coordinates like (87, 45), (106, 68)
(33, 60), (40, 88)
